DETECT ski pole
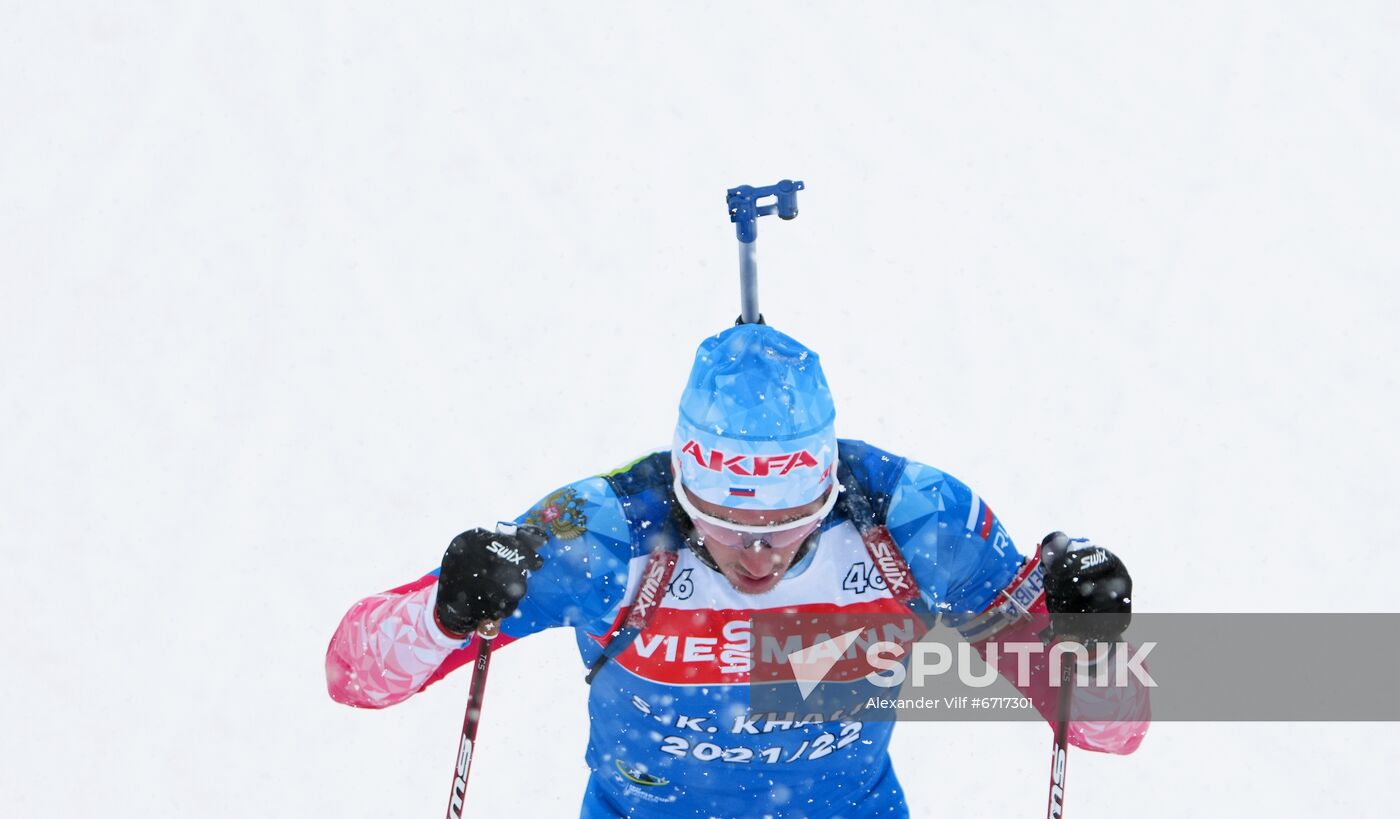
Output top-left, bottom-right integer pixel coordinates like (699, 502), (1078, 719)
(444, 620), (500, 819)
(725, 179), (804, 324)
(1045, 644), (1075, 819)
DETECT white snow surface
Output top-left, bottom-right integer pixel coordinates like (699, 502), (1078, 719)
(3, 3), (1399, 817)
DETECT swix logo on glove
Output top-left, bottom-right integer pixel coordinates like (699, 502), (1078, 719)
(1079, 550), (1109, 569)
(680, 440), (820, 477)
(486, 540), (526, 565)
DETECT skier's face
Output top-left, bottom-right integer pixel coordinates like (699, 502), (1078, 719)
(683, 487), (828, 595)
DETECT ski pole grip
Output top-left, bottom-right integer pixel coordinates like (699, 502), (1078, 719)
(476, 620), (501, 640)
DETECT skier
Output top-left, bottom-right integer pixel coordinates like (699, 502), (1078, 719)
(326, 322), (1149, 818)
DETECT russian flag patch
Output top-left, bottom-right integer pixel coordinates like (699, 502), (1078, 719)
(728, 487), (757, 497)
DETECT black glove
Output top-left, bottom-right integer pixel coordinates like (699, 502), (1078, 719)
(1039, 531), (1132, 645)
(434, 525), (547, 637)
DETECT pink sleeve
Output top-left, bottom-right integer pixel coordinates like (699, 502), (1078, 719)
(969, 563), (1151, 754)
(326, 575), (509, 709)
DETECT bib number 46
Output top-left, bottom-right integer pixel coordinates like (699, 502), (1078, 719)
(842, 561), (887, 594)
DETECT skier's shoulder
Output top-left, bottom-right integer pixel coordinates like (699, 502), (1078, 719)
(514, 450), (675, 562)
(846, 442), (1021, 612)
(837, 438), (985, 533)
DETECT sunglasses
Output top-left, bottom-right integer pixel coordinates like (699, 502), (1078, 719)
(691, 516), (822, 551)
(673, 473), (840, 549)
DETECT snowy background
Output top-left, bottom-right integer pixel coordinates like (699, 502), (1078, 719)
(4, 2), (1399, 817)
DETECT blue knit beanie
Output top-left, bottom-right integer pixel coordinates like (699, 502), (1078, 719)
(672, 324), (837, 511)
